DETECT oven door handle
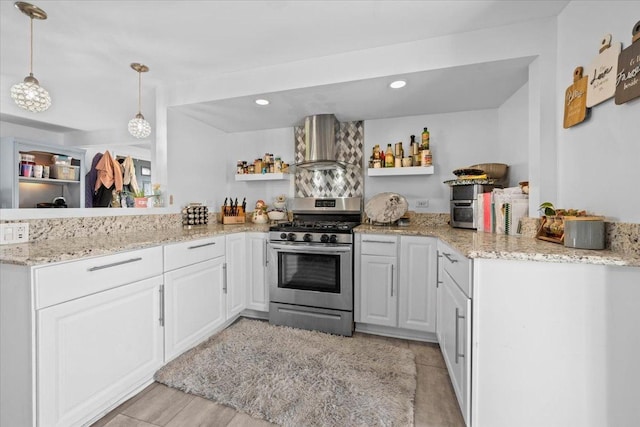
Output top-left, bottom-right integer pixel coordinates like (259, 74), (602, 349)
(268, 243), (352, 254)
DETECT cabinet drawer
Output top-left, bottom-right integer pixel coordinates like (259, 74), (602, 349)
(438, 241), (472, 297)
(34, 246), (163, 309)
(164, 236), (225, 271)
(359, 234), (398, 256)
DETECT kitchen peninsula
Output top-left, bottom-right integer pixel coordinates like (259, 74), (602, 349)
(1, 214), (639, 426)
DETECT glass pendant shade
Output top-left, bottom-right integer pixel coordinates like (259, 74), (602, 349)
(128, 63), (151, 139)
(11, 74), (51, 112)
(128, 113), (151, 139)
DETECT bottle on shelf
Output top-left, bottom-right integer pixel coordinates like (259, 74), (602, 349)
(385, 143), (395, 167)
(421, 127), (430, 151)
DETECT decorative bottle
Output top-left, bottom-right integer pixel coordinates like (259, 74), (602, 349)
(385, 143), (395, 167)
(421, 127), (430, 150)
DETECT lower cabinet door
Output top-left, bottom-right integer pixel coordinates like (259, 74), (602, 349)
(225, 234), (247, 318)
(37, 276), (164, 427)
(246, 233), (268, 311)
(359, 254), (397, 327)
(164, 257), (226, 361)
(440, 269), (472, 426)
(398, 236), (437, 332)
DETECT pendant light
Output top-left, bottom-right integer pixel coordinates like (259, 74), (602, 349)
(128, 63), (151, 139)
(10, 2), (51, 113)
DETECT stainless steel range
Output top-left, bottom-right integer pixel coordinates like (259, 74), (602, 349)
(268, 197), (362, 336)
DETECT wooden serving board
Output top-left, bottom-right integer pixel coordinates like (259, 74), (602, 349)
(563, 67), (589, 128)
(615, 20), (640, 105)
(586, 34), (622, 107)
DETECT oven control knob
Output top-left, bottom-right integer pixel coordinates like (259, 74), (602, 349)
(280, 233), (287, 240)
(287, 233), (296, 241)
(320, 234), (329, 243)
(329, 234), (338, 243)
(303, 233), (312, 242)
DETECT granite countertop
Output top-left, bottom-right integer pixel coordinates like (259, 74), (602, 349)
(1, 222), (638, 268)
(355, 224), (640, 267)
(0, 223), (270, 266)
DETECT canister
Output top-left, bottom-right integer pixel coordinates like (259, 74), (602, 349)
(563, 218), (605, 250)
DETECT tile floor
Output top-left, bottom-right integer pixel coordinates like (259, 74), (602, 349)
(91, 332), (464, 427)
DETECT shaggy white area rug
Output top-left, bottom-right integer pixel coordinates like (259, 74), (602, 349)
(155, 318), (416, 426)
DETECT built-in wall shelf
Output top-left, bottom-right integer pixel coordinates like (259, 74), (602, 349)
(235, 173), (290, 181)
(367, 166), (434, 176)
(19, 177), (80, 185)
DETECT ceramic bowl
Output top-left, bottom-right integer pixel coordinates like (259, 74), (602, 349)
(268, 210), (286, 221)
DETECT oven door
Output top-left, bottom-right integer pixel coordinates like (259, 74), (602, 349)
(268, 242), (353, 311)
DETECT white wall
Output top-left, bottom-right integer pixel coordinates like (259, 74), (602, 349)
(0, 121), (65, 145)
(167, 109), (228, 209)
(364, 109), (499, 212)
(556, 2), (640, 222)
(497, 82), (529, 186)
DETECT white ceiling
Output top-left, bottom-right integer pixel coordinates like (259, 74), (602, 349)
(0, 0), (568, 133)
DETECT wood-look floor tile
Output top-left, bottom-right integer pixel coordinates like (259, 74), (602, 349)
(121, 383), (193, 426)
(409, 341), (447, 368)
(354, 332), (410, 348)
(226, 412), (277, 427)
(414, 364), (465, 427)
(165, 396), (237, 427)
(91, 383), (159, 427)
(102, 414), (159, 427)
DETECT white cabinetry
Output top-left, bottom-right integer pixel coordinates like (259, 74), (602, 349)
(246, 232), (269, 311)
(38, 276), (163, 427)
(0, 247), (165, 427)
(357, 234), (398, 326)
(356, 234), (437, 334)
(399, 236), (437, 332)
(437, 240), (472, 426)
(163, 236), (226, 361)
(225, 233), (247, 318)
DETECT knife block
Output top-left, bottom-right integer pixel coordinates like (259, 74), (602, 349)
(221, 206), (246, 224)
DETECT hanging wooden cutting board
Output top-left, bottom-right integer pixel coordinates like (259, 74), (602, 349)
(586, 34), (622, 107)
(563, 67), (589, 128)
(615, 20), (640, 105)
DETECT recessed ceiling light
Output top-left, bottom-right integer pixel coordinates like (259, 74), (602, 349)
(389, 80), (407, 89)
(255, 99), (269, 105)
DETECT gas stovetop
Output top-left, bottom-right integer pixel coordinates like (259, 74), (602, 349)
(269, 197), (362, 244)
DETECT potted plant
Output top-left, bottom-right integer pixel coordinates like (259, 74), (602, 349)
(132, 190), (148, 208)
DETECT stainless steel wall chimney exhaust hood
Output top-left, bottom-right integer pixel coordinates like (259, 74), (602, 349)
(294, 114), (350, 170)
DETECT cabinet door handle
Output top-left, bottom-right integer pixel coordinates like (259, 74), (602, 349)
(264, 240), (268, 267)
(390, 265), (394, 297)
(87, 257), (142, 272)
(437, 280), (442, 288)
(159, 285), (165, 327)
(188, 241), (216, 250)
(362, 239), (395, 244)
(443, 252), (458, 263)
(223, 263), (228, 294)
(455, 308), (465, 364)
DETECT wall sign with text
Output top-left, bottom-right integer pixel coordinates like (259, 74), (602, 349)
(615, 20), (640, 105)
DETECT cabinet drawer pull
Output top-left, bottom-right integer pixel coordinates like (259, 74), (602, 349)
(390, 265), (394, 297)
(87, 257), (142, 272)
(223, 263), (228, 293)
(362, 239), (395, 244)
(188, 242), (216, 250)
(443, 252), (458, 263)
(264, 240), (268, 267)
(455, 308), (465, 364)
(159, 285), (165, 327)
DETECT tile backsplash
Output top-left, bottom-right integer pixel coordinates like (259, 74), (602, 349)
(294, 121), (364, 197)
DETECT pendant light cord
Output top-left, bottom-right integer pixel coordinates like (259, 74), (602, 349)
(138, 70), (142, 115)
(29, 16), (33, 76)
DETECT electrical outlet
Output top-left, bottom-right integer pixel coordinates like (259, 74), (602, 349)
(415, 199), (429, 209)
(0, 223), (29, 245)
